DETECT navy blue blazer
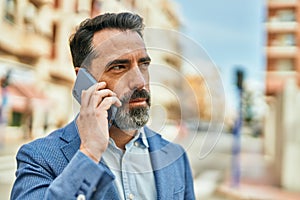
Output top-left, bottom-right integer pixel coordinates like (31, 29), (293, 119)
(11, 120), (195, 200)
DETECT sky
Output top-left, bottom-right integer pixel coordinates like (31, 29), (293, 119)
(173, 0), (266, 111)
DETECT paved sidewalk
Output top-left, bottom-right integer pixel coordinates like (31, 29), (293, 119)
(0, 127), (29, 200)
(217, 181), (300, 200)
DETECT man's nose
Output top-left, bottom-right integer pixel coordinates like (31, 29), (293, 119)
(129, 66), (146, 90)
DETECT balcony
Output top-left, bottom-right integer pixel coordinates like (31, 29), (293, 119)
(0, 21), (51, 59)
(268, 0), (297, 9)
(266, 21), (298, 33)
(265, 46), (298, 58)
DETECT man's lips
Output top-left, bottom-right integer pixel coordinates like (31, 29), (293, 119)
(129, 98), (148, 106)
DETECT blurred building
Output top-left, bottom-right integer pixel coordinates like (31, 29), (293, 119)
(265, 0), (300, 192)
(266, 0), (300, 94)
(184, 75), (211, 121)
(0, 0), (182, 138)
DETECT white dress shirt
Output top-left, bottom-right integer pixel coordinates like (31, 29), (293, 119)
(102, 128), (157, 200)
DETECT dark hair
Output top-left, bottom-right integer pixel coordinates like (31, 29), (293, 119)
(69, 12), (144, 68)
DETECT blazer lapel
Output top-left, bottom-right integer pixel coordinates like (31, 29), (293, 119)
(145, 126), (177, 200)
(59, 123), (180, 199)
(60, 120), (81, 162)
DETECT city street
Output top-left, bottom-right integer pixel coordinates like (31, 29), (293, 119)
(1, 0), (300, 199)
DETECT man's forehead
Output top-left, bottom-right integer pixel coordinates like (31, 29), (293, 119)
(91, 29), (147, 64)
(92, 29), (145, 50)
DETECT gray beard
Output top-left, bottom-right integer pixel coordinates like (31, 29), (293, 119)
(113, 105), (150, 131)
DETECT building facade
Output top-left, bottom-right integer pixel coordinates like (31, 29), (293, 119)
(0, 0), (182, 138)
(265, 0), (300, 191)
(266, 0), (300, 94)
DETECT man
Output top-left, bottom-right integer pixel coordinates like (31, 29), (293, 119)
(11, 12), (195, 200)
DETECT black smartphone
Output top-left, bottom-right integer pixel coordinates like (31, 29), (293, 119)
(72, 68), (116, 127)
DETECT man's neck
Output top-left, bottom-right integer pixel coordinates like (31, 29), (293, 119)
(109, 125), (138, 150)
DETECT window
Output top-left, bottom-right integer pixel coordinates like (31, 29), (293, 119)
(10, 111), (23, 127)
(269, 9), (296, 22)
(4, 0), (16, 23)
(275, 59), (294, 71)
(24, 3), (37, 32)
(76, 0), (91, 13)
(270, 33), (296, 46)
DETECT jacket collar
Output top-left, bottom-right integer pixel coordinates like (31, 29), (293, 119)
(59, 121), (169, 162)
(144, 126), (178, 200)
(60, 120), (81, 162)
(59, 121), (176, 199)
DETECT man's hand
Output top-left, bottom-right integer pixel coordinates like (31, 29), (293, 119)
(76, 82), (122, 163)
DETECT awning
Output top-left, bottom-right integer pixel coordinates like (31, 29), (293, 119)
(2, 82), (47, 112)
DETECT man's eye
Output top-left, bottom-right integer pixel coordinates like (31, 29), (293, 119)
(111, 65), (125, 70)
(140, 62), (150, 68)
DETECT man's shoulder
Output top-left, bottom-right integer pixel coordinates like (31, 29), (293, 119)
(19, 120), (78, 157)
(16, 121), (79, 175)
(29, 121), (75, 146)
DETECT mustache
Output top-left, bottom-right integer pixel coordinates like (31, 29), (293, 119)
(120, 89), (151, 105)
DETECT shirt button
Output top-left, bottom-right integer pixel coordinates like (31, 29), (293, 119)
(77, 194), (86, 200)
(128, 193), (134, 200)
(134, 141), (139, 147)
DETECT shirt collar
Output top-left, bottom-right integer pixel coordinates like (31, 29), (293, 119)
(108, 127), (149, 150)
(136, 127), (149, 148)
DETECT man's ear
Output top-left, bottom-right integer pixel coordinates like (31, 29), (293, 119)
(75, 67), (80, 76)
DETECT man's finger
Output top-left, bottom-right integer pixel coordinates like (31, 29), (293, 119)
(81, 82), (106, 107)
(98, 96), (122, 111)
(93, 89), (116, 108)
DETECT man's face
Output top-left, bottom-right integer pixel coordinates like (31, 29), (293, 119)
(88, 29), (151, 130)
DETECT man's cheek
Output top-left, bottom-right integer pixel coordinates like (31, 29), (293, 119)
(110, 80), (124, 92)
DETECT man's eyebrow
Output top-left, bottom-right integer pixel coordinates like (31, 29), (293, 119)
(105, 59), (130, 69)
(138, 56), (151, 63)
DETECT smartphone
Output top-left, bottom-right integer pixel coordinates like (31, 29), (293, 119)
(72, 68), (117, 127)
